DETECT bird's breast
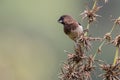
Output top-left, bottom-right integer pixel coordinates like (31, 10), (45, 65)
(67, 25), (83, 40)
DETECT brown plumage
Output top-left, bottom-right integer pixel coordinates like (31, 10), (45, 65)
(58, 15), (83, 41)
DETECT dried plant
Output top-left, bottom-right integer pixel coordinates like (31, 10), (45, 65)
(58, 0), (120, 80)
(113, 35), (120, 47)
(80, 5), (102, 23)
(99, 62), (120, 80)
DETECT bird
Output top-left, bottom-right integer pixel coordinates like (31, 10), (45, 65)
(58, 15), (83, 41)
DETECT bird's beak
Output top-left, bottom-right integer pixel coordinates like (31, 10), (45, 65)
(58, 19), (63, 23)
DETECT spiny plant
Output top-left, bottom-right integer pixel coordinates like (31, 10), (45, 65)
(59, 0), (120, 80)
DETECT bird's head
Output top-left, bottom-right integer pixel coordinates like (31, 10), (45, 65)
(58, 15), (74, 25)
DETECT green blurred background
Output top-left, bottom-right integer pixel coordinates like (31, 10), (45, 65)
(0, 0), (120, 80)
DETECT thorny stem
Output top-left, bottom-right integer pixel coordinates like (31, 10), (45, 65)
(93, 23), (117, 60)
(109, 23), (116, 34)
(93, 39), (106, 59)
(109, 23), (118, 66)
(84, 23), (90, 36)
(93, 51), (97, 60)
(86, 0), (99, 59)
(98, 40), (106, 52)
(113, 47), (119, 66)
(92, 0), (98, 9)
(85, 0), (98, 36)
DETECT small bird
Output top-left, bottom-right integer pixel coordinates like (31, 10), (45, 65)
(58, 15), (83, 41)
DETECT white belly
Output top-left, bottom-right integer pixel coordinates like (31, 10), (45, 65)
(68, 25), (83, 40)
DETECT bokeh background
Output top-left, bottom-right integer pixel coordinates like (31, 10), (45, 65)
(0, 0), (120, 80)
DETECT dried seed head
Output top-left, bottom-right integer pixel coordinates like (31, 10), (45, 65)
(80, 5), (102, 23)
(112, 17), (120, 25)
(116, 57), (120, 64)
(99, 63), (120, 80)
(67, 53), (85, 63)
(104, 33), (111, 42)
(77, 36), (91, 51)
(114, 35), (120, 47)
